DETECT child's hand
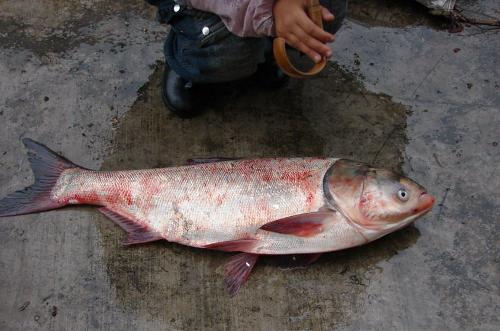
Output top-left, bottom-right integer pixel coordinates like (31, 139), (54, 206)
(273, 0), (336, 63)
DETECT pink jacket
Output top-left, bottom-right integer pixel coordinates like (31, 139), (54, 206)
(185, 0), (275, 37)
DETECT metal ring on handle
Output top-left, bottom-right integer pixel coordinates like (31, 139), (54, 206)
(273, 0), (327, 78)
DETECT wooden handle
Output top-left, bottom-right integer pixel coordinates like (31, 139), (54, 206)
(273, 0), (327, 78)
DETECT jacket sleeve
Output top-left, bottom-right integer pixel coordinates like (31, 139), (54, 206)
(185, 0), (275, 37)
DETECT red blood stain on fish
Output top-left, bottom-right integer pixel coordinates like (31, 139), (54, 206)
(279, 170), (317, 208)
(110, 187), (133, 205)
(306, 193), (314, 206)
(71, 192), (100, 204)
(342, 178), (353, 185)
(280, 170), (313, 183)
(70, 186), (133, 206)
(206, 160), (274, 181)
(138, 176), (162, 210)
(215, 194), (226, 206)
(139, 176), (161, 196)
(261, 172), (273, 182)
(359, 194), (373, 209)
(56, 170), (136, 206)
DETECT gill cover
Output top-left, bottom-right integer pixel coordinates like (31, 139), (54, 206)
(323, 159), (369, 226)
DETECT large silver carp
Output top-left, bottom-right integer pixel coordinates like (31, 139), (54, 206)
(0, 139), (435, 295)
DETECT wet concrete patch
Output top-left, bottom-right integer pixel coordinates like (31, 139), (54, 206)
(96, 63), (419, 329)
(349, 0), (449, 29)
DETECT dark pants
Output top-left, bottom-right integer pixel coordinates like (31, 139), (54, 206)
(151, 0), (348, 83)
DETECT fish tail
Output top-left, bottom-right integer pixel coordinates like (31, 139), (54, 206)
(0, 138), (82, 217)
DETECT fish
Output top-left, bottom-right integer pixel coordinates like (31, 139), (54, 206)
(0, 139), (435, 295)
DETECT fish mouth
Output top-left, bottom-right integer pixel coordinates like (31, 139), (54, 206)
(415, 192), (435, 214)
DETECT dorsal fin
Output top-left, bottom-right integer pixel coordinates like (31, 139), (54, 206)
(187, 157), (240, 165)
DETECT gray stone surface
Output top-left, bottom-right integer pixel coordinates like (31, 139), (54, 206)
(0, 1), (498, 330)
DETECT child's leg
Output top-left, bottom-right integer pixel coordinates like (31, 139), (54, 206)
(158, 0), (348, 84)
(159, 3), (269, 84)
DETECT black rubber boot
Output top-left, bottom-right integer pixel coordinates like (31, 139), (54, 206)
(253, 51), (290, 89)
(162, 66), (203, 118)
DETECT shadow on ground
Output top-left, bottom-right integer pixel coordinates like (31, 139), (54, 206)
(96, 63), (419, 329)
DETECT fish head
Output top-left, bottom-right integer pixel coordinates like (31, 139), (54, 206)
(325, 159), (435, 233)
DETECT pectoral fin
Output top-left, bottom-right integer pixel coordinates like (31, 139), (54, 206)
(260, 211), (335, 237)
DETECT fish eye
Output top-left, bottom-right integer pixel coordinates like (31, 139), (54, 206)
(397, 188), (410, 202)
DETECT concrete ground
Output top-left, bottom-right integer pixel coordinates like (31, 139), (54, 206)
(0, 0), (498, 330)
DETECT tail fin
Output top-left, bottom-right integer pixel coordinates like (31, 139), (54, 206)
(0, 138), (81, 217)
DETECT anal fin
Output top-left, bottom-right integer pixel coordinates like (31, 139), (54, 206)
(204, 238), (257, 252)
(224, 253), (259, 297)
(98, 207), (163, 245)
